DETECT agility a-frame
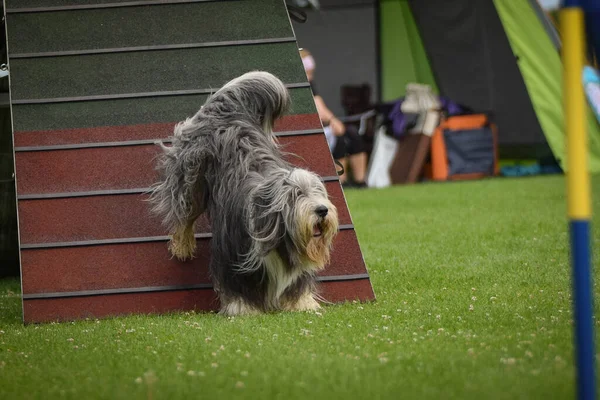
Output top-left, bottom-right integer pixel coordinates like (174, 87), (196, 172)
(4, 0), (374, 323)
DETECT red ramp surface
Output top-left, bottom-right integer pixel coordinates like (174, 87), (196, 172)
(6, 0), (375, 323)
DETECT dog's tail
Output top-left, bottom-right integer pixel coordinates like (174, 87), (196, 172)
(147, 118), (207, 234)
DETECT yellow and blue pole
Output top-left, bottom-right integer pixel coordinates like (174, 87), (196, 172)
(561, 1), (596, 399)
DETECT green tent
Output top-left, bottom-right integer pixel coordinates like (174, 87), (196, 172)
(379, 0), (600, 172)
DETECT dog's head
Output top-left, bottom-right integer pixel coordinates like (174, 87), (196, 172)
(212, 71), (291, 134)
(249, 168), (339, 271)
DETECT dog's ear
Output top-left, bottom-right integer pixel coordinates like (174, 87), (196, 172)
(246, 175), (290, 249)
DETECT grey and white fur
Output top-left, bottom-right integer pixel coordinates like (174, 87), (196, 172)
(148, 71), (339, 315)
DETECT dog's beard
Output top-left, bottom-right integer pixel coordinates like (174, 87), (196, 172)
(291, 194), (339, 269)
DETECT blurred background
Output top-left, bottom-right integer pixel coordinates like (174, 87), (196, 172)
(289, 0), (600, 188)
(1, 0), (599, 278)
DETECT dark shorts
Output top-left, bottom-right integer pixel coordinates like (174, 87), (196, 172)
(331, 124), (365, 159)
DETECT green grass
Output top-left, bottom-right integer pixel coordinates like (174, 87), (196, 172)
(1, 175), (600, 399)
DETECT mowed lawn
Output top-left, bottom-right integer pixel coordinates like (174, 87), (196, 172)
(1, 174), (600, 399)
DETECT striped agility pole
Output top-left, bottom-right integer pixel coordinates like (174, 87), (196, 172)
(561, 1), (596, 399)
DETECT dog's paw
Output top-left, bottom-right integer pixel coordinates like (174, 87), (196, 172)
(168, 238), (196, 261)
(220, 299), (260, 316)
(169, 225), (197, 261)
(283, 292), (321, 312)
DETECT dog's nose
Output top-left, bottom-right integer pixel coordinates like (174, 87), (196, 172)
(315, 205), (328, 218)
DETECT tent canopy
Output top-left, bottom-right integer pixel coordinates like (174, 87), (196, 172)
(379, 0), (600, 171)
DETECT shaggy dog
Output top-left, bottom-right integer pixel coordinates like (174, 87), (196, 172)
(148, 71), (339, 315)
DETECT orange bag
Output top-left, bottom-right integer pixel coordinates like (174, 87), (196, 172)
(429, 114), (499, 181)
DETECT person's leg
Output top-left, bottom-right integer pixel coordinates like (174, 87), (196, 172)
(331, 135), (349, 183)
(344, 125), (368, 187)
(348, 152), (367, 184)
(338, 157), (349, 184)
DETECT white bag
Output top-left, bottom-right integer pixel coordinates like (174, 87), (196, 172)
(401, 83), (441, 136)
(366, 126), (398, 188)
